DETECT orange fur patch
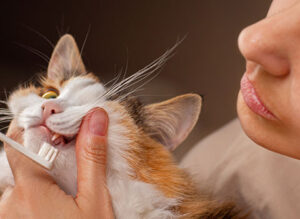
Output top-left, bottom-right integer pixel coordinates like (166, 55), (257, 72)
(9, 85), (41, 99)
(40, 73), (99, 93)
(107, 102), (242, 218)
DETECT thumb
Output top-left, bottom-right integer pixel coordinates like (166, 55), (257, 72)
(75, 108), (110, 200)
(4, 119), (53, 184)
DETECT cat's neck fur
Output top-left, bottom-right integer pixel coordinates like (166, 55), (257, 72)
(104, 102), (238, 218)
(0, 98), (238, 219)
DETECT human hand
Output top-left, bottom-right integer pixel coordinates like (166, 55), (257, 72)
(0, 108), (114, 219)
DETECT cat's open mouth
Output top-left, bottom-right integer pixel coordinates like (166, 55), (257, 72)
(39, 125), (76, 147)
(51, 132), (75, 146)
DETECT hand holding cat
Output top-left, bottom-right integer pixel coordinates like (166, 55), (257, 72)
(0, 108), (114, 219)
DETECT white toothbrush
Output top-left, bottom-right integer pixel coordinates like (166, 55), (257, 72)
(0, 132), (58, 170)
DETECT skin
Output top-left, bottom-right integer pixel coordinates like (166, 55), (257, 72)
(237, 0), (300, 159)
(0, 108), (114, 218)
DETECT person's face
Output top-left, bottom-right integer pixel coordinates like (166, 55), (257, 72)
(237, 0), (300, 159)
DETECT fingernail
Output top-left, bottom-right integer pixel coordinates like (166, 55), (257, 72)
(88, 109), (108, 136)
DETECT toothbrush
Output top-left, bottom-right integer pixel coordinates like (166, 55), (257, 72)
(0, 132), (58, 170)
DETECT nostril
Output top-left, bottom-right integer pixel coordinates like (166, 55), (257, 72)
(42, 102), (63, 121)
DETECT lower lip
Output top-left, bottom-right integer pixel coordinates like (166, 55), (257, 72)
(240, 74), (276, 120)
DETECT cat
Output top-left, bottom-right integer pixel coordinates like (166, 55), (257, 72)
(0, 34), (241, 218)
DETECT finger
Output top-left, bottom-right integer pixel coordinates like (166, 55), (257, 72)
(4, 120), (53, 184)
(75, 108), (113, 215)
(76, 108), (108, 195)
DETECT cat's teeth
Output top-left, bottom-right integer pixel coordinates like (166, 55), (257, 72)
(51, 133), (61, 142)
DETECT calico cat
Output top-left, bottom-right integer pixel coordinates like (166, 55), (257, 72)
(0, 34), (241, 218)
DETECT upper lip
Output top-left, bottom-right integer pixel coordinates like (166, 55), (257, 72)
(241, 74), (278, 120)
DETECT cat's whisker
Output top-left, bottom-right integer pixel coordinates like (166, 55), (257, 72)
(22, 24), (55, 48)
(14, 42), (50, 63)
(0, 120), (13, 126)
(105, 60), (154, 97)
(0, 100), (8, 105)
(116, 68), (161, 100)
(117, 69), (162, 102)
(72, 26), (91, 76)
(0, 113), (12, 117)
(0, 108), (11, 111)
(103, 68), (124, 88)
(0, 120), (12, 124)
(122, 49), (129, 81)
(100, 42), (179, 102)
(0, 109), (12, 115)
(0, 126), (10, 132)
(3, 89), (8, 103)
(102, 60), (162, 101)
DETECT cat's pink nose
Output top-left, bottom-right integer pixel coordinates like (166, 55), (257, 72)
(42, 101), (63, 121)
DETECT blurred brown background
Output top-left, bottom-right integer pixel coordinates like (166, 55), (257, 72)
(0, 0), (271, 160)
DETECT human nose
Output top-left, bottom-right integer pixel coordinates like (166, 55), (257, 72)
(41, 101), (63, 121)
(267, 0), (298, 17)
(238, 17), (290, 77)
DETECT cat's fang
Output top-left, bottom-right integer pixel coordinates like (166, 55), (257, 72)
(51, 133), (61, 142)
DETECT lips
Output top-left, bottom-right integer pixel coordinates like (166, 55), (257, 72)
(40, 125), (76, 146)
(240, 74), (276, 120)
(51, 133), (66, 146)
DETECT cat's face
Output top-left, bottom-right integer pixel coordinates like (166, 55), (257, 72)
(5, 34), (202, 154)
(8, 74), (106, 152)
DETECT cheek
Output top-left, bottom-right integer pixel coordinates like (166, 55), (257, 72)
(285, 74), (300, 128)
(18, 104), (43, 129)
(9, 93), (42, 116)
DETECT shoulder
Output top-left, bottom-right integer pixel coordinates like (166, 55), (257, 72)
(181, 118), (300, 219)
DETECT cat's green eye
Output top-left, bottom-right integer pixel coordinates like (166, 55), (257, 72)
(42, 91), (58, 99)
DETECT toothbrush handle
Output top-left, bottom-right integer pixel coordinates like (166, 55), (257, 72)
(0, 132), (51, 169)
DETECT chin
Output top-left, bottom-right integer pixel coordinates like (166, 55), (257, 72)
(237, 91), (300, 160)
(23, 127), (52, 153)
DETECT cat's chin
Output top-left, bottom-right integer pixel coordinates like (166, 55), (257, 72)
(24, 126), (52, 153)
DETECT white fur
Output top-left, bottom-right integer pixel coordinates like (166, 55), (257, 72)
(0, 77), (179, 218)
(0, 151), (14, 192)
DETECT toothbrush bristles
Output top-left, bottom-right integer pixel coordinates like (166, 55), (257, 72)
(49, 149), (58, 162)
(38, 142), (58, 162)
(0, 132), (59, 169)
(38, 143), (50, 157)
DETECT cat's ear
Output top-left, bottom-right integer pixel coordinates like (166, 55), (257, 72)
(143, 94), (202, 151)
(47, 34), (86, 81)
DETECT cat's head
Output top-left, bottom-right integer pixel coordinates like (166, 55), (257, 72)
(5, 34), (202, 154)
